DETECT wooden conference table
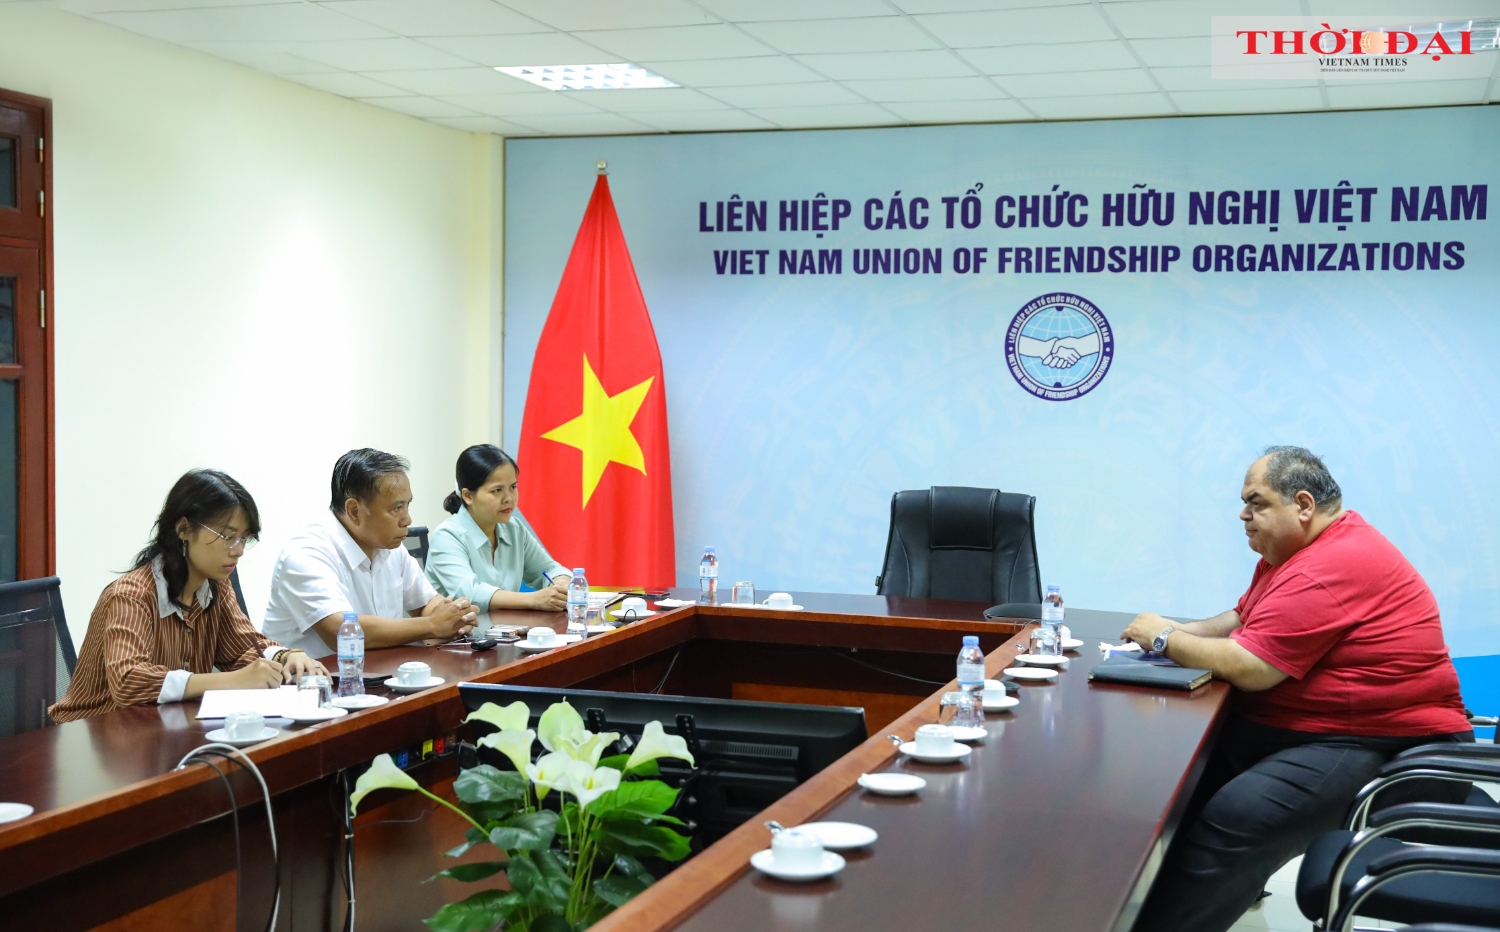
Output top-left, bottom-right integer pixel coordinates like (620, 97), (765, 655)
(0, 592), (1229, 932)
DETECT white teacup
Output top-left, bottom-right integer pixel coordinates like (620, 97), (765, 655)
(981, 679), (1007, 704)
(914, 723), (955, 756)
(224, 711), (265, 741)
(765, 592), (795, 610)
(526, 627), (557, 646)
(770, 828), (824, 870)
(619, 597), (648, 617)
(396, 661), (431, 686)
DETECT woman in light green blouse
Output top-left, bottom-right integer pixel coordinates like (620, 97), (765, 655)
(426, 445), (571, 612)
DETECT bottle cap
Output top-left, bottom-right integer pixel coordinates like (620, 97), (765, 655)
(573, 568), (585, 575)
(1047, 584), (1060, 591)
(343, 611), (358, 622)
(962, 635), (979, 646)
(704, 547), (715, 554)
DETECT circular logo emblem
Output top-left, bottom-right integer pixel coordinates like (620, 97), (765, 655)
(1004, 293), (1114, 401)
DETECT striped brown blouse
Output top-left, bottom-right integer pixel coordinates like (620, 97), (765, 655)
(49, 563), (280, 723)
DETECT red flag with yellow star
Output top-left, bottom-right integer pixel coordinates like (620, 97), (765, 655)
(516, 174), (675, 588)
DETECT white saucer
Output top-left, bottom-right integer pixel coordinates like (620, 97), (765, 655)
(204, 726), (280, 747)
(585, 624), (615, 634)
(1061, 638), (1085, 651)
(384, 676), (445, 693)
(284, 706), (349, 723)
(0, 802), (34, 823)
(1004, 666), (1059, 682)
(983, 694), (1020, 711)
(653, 599), (696, 608)
(898, 742), (973, 763)
(1017, 653), (1067, 667)
(518, 633), (583, 652)
(332, 694), (390, 710)
(761, 603), (804, 611)
(609, 608), (657, 619)
(948, 725), (987, 742)
(798, 822), (877, 850)
(857, 772), (926, 796)
(749, 848), (845, 881)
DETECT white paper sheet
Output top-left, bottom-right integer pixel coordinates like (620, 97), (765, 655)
(196, 685), (306, 719)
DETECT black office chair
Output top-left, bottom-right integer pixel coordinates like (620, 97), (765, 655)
(0, 576), (74, 737)
(229, 567), (249, 616)
(404, 526), (429, 568)
(875, 486), (1041, 605)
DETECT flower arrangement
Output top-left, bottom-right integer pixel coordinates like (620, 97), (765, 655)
(350, 699), (696, 932)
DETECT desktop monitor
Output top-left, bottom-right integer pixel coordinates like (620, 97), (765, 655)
(458, 683), (868, 846)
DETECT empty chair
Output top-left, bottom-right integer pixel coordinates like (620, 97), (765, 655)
(876, 486), (1041, 605)
(404, 525), (430, 568)
(0, 576), (74, 737)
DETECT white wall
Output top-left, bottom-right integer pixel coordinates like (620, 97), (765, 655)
(0, 3), (503, 640)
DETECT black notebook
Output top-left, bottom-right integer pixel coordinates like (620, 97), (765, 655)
(1088, 654), (1212, 691)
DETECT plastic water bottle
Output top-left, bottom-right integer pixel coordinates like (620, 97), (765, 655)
(336, 612), (364, 697)
(567, 568), (588, 634)
(957, 635), (985, 698)
(1042, 584), (1065, 648)
(698, 547), (718, 604)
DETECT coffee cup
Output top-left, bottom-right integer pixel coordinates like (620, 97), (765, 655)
(526, 627), (557, 646)
(765, 592), (794, 610)
(619, 597), (648, 617)
(770, 828), (824, 870)
(981, 679), (1007, 704)
(914, 723), (955, 756)
(224, 711), (265, 741)
(396, 661), (431, 686)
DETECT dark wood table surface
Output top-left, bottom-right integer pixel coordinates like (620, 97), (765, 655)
(0, 593), (1227, 932)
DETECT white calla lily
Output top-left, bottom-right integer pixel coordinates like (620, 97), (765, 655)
(524, 750), (575, 800)
(625, 721), (696, 771)
(477, 728), (536, 774)
(556, 730), (620, 767)
(537, 701), (585, 752)
(349, 753), (419, 815)
(464, 700), (531, 733)
(565, 759), (622, 810)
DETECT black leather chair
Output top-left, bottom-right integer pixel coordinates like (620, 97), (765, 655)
(404, 525), (430, 568)
(229, 567), (249, 616)
(875, 487), (1040, 605)
(0, 576), (74, 737)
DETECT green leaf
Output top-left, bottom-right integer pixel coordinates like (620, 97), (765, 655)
(593, 873), (653, 908)
(589, 780), (682, 823)
(489, 810), (559, 851)
(595, 820), (691, 862)
(613, 854), (653, 879)
(508, 850), (572, 912)
(625, 760), (659, 777)
(427, 860), (507, 883)
(597, 753), (630, 771)
(530, 915), (573, 932)
(422, 889), (523, 932)
(455, 765), (528, 806)
(445, 827), (488, 859)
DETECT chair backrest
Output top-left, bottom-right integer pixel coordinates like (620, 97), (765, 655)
(0, 576), (73, 737)
(876, 487), (1041, 605)
(404, 526), (430, 568)
(229, 567), (249, 617)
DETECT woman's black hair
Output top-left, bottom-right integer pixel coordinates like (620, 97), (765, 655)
(133, 469), (261, 610)
(444, 444), (518, 514)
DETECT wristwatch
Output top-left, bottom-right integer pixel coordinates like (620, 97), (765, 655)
(1151, 625), (1174, 654)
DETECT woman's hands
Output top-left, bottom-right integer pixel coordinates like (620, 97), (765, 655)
(528, 578), (569, 612)
(280, 651), (328, 683)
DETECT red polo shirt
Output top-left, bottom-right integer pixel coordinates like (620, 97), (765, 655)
(1230, 510), (1469, 736)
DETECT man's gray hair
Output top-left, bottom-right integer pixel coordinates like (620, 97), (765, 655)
(1261, 445), (1342, 513)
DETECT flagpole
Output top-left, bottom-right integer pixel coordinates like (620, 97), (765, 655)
(596, 159), (607, 175)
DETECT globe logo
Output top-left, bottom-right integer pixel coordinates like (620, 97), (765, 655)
(1004, 293), (1114, 401)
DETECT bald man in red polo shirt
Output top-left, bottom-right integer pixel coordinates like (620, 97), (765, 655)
(1125, 446), (1473, 932)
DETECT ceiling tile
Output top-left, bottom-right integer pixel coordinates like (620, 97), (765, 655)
(184, 42), (343, 74)
(1325, 79), (1490, 109)
(499, 0), (713, 32)
(91, 4), (391, 43)
(319, 0), (545, 37)
(361, 96), (483, 118)
(360, 66), (546, 96)
(892, 0), (1087, 11)
(694, 0), (894, 22)
(503, 112), (660, 134)
(1098, 0), (1302, 41)
(1151, 66), (1320, 92)
(294, 38), (478, 71)
(641, 56), (824, 87)
(428, 114), (542, 135)
(914, 7), (1118, 49)
(881, 98), (1033, 122)
(577, 24), (774, 60)
(628, 110), (779, 131)
(1302, 0), (1495, 14)
(737, 17), (941, 55)
(1022, 91), (1176, 120)
(444, 91), (606, 116)
(962, 41), (1139, 75)
(708, 81), (866, 108)
(998, 67), (1157, 98)
(795, 50), (975, 80)
(1127, 37), (1210, 68)
(54, 0), (301, 11)
(422, 32), (613, 66)
(288, 70), (408, 98)
(748, 102), (904, 127)
(1169, 87), (1326, 114)
(841, 75), (1002, 101)
(575, 87), (732, 112)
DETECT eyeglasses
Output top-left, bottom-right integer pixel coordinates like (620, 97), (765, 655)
(196, 522), (258, 552)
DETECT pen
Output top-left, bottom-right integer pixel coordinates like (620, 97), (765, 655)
(541, 571), (553, 586)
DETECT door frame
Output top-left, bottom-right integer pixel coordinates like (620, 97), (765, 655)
(0, 87), (53, 578)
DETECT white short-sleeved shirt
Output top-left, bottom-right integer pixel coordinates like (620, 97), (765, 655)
(263, 511), (437, 657)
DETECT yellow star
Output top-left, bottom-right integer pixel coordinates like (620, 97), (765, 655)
(542, 356), (654, 508)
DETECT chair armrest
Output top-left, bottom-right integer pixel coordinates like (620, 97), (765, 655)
(1369, 801), (1500, 832)
(1378, 755), (1500, 781)
(1404, 925), (1500, 932)
(1333, 846), (1500, 932)
(1347, 757), (1500, 830)
(1395, 742), (1500, 763)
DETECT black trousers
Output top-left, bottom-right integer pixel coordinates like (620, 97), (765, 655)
(1133, 715), (1474, 932)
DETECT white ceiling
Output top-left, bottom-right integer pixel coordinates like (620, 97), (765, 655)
(28, 0), (1500, 136)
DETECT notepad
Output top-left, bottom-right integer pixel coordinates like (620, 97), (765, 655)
(196, 685), (306, 719)
(1087, 655), (1212, 691)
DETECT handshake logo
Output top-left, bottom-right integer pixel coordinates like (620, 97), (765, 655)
(1005, 292), (1114, 402)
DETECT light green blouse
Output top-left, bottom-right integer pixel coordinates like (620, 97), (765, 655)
(425, 506), (569, 609)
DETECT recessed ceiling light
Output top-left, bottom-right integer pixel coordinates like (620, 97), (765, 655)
(494, 63), (679, 91)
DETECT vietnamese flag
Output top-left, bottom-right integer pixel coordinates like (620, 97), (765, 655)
(517, 174), (675, 588)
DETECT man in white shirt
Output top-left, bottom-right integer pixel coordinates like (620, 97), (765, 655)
(264, 448), (477, 657)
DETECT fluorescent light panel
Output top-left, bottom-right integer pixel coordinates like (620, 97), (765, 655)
(495, 63), (679, 90)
